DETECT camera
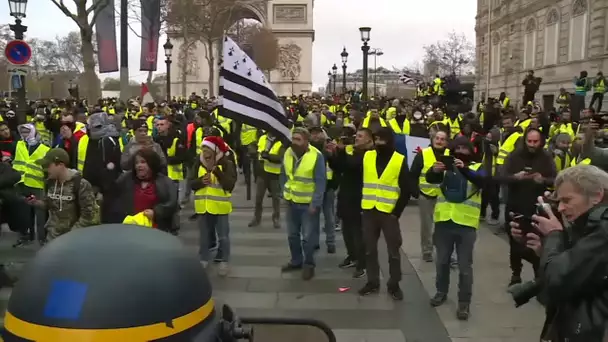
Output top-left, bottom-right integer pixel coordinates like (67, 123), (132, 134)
(339, 135), (355, 145)
(508, 279), (542, 307)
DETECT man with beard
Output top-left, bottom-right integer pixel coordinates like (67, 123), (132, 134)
(358, 127), (411, 300)
(280, 127), (326, 281)
(328, 126), (372, 278)
(309, 127), (337, 254)
(501, 128), (556, 287)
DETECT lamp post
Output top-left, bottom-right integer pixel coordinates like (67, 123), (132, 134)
(359, 27), (371, 104)
(341, 47), (348, 94)
(327, 71), (332, 95)
(8, 0), (28, 125)
(331, 64), (337, 94)
(368, 48), (383, 98)
(163, 38), (173, 102)
(290, 76), (295, 95)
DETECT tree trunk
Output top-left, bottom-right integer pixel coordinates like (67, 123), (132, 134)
(75, 3), (100, 101)
(180, 39), (191, 97)
(206, 39), (215, 98)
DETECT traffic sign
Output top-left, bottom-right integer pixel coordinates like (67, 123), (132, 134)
(4, 40), (32, 65)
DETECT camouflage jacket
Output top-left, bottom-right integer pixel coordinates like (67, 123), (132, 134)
(44, 169), (98, 240)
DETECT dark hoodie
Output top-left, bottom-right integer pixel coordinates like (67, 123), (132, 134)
(501, 128), (557, 215)
(367, 127), (412, 217)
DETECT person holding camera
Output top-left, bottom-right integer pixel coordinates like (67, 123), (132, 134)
(501, 128), (556, 287)
(510, 165), (608, 342)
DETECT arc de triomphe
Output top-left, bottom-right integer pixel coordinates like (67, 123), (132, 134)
(169, 0), (314, 98)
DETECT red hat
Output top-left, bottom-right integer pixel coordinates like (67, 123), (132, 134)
(201, 136), (229, 161)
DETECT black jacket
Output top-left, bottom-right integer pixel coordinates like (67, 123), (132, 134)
(154, 131), (188, 168)
(539, 204), (608, 342)
(109, 172), (178, 232)
(330, 146), (365, 218)
(82, 136), (123, 194)
(0, 162), (29, 233)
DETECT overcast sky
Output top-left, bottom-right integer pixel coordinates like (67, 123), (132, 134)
(1, 0), (476, 89)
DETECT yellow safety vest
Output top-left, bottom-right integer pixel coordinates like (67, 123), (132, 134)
(77, 135), (124, 173)
(554, 151), (572, 172)
(193, 165), (232, 215)
(195, 127), (224, 154)
(570, 157), (591, 167)
(361, 150), (405, 213)
(241, 124), (257, 146)
(434, 162), (483, 229)
(550, 123), (575, 140)
(345, 145), (354, 155)
(146, 116), (155, 136)
(13, 141), (50, 189)
(257, 134), (282, 174)
(217, 115), (232, 134)
(446, 118), (460, 138)
(283, 146), (319, 204)
(419, 147), (450, 197)
(74, 122), (86, 134)
(515, 118), (531, 131)
(34, 121), (52, 146)
(123, 212), (154, 227)
(496, 132), (522, 165)
(361, 116), (387, 129)
(326, 162), (333, 180)
(167, 137), (183, 181)
(388, 118), (410, 135)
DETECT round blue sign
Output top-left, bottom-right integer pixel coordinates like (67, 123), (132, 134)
(4, 40), (32, 65)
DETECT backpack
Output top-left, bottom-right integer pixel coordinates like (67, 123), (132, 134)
(72, 175), (100, 226)
(440, 168), (479, 203)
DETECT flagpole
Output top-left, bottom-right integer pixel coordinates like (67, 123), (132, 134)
(485, 3), (491, 103)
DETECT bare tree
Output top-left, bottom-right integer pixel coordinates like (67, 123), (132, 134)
(226, 19), (261, 45)
(0, 25), (12, 91)
(249, 27), (278, 81)
(423, 31), (475, 76)
(49, 0), (109, 100)
(167, 0), (263, 97)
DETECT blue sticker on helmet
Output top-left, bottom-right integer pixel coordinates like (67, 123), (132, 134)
(43, 280), (88, 320)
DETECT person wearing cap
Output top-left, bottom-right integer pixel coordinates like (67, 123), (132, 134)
(121, 119), (167, 171)
(190, 136), (237, 276)
(26, 148), (98, 241)
(425, 137), (488, 320)
(358, 127), (411, 301)
(280, 127), (326, 281)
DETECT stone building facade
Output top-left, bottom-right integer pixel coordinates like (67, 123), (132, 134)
(475, 0), (608, 109)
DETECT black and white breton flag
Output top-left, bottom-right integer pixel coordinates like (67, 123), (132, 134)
(219, 36), (291, 142)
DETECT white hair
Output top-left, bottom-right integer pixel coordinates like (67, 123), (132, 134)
(555, 164), (608, 199)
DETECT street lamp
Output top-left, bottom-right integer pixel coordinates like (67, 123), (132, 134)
(368, 48), (384, 98)
(359, 27), (371, 103)
(7, 0), (28, 125)
(341, 47), (348, 94)
(327, 71), (332, 95)
(332, 64), (337, 94)
(163, 38), (173, 102)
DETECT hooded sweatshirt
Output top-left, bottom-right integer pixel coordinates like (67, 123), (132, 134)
(44, 169), (97, 240)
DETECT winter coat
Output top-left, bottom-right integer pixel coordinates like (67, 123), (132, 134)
(44, 169), (97, 240)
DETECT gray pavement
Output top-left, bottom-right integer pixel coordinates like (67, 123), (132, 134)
(0, 185), (546, 341)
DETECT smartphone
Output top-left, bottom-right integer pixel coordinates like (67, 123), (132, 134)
(438, 155), (454, 171)
(535, 202), (553, 219)
(513, 214), (535, 242)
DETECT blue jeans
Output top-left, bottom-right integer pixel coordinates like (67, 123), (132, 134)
(286, 203), (320, 266)
(198, 214), (230, 262)
(322, 189), (336, 248)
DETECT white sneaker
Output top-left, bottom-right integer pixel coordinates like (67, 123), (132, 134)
(217, 262), (230, 277)
(201, 261), (209, 269)
(487, 218), (500, 226)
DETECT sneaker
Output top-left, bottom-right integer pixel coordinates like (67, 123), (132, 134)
(248, 219), (260, 228)
(358, 282), (380, 296)
(217, 262), (230, 277)
(272, 218), (281, 229)
(334, 223), (341, 232)
(422, 252), (433, 262)
(338, 257), (356, 269)
(352, 269), (366, 279)
(327, 245), (336, 254)
(430, 293), (447, 307)
(456, 302), (470, 320)
(213, 257), (224, 263)
(302, 265), (315, 280)
(281, 263), (302, 272)
(200, 261), (209, 269)
(508, 275), (522, 287)
(388, 284), (404, 301)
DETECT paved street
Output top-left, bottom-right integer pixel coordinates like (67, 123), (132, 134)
(0, 184), (546, 341)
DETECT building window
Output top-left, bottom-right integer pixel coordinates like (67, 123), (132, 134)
(570, 0), (588, 60)
(544, 9), (559, 65)
(524, 18), (537, 69)
(491, 32), (501, 75)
